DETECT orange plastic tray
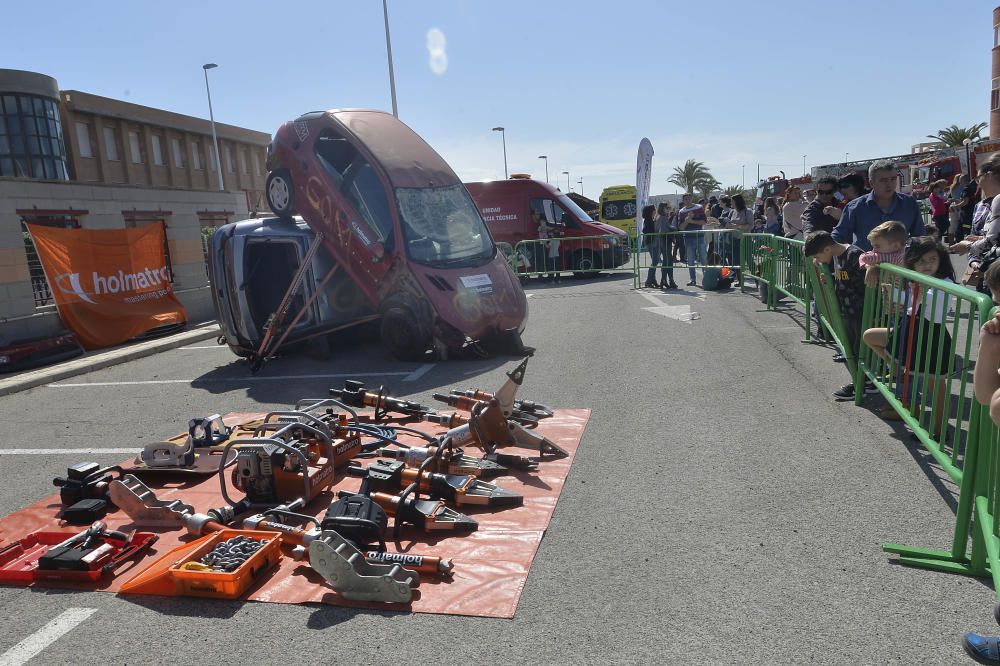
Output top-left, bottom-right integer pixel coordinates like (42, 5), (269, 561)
(120, 529), (281, 599)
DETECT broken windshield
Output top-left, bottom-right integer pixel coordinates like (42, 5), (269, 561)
(396, 183), (494, 267)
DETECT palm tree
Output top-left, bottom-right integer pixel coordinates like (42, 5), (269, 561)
(668, 159), (713, 193)
(695, 176), (721, 201)
(926, 123), (987, 147)
(723, 185), (744, 197)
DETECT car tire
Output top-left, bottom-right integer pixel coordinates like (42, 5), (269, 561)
(572, 250), (598, 278)
(266, 168), (295, 217)
(379, 294), (432, 361)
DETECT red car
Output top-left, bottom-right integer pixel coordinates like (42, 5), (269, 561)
(264, 110), (527, 359)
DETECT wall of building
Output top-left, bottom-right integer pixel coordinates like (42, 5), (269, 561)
(59, 90), (270, 212)
(0, 178), (248, 343)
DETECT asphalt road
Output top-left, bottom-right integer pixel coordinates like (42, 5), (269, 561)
(0, 271), (994, 664)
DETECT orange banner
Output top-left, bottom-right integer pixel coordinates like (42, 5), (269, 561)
(27, 222), (187, 349)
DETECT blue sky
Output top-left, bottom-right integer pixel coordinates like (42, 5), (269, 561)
(5, 0), (997, 199)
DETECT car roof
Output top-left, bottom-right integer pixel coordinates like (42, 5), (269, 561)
(326, 109), (460, 189)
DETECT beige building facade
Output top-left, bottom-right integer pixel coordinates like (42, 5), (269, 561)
(0, 68), (270, 345)
(61, 90), (270, 210)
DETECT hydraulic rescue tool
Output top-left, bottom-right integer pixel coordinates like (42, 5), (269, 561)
(349, 459), (523, 508)
(428, 358), (568, 460)
(0, 521), (158, 584)
(53, 462), (121, 506)
(341, 470), (479, 537)
(376, 444), (508, 478)
(219, 420), (337, 508)
(329, 380), (432, 420)
(425, 404), (567, 460)
(108, 480), (438, 603)
(446, 390), (554, 420)
(188, 414), (231, 447)
(139, 415), (232, 469)
(36, 522), (156, 575)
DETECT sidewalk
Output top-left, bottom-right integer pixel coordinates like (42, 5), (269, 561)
(0, 322), (221, 397)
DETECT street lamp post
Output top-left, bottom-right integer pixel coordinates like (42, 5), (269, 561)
(538, 155), (549, 183)
(741, 164), (745, 189)
(382, 0), (398, 117)
(964, 138), (973, 177)
(577, 177), (583, 197)
(562, 170), (570, 192)
(492, 127), (508, 179)
(845, 152), (849, 163)
(202, 63), (224, 191)
(802, 154), (807, 177)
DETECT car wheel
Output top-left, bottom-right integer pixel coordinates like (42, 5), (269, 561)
(379, 294), (432, 361)
(572, 250), (598, 278)
(266, 168), (295, 217)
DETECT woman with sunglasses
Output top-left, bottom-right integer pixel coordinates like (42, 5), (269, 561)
(952, 155), (1000, 272)
(802, 175), (841, 233)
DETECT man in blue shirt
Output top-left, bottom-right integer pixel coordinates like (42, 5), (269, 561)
(831, 160), (925, 250)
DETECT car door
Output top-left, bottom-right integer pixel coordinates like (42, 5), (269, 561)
(306, 125), (395, 302)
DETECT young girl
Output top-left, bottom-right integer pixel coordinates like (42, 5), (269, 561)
(862, 237), (955, 437)
(928, 179), (950, 240)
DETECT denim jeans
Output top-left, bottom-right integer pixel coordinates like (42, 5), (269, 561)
(684, 232), (707, 281)
(645, 237), (673, 284)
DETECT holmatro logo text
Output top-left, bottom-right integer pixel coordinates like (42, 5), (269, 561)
(55, 267), (170, 304)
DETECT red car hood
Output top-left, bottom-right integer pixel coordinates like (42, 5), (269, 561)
(409, 254), (527, 340)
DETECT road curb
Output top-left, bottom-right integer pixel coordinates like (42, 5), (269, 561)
(0, 324), (222, 397)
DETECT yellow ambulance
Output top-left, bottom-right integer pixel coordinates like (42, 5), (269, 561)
(598, 185), (637, 236)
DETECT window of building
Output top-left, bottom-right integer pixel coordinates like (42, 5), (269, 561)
(208, 144), (217, 172)
(225, 145), (234, 173)
(171, 138), (184, 168)
(122, 212), (174, 283)
(75, 122), (92, 158)
(0, 94), (68, 180)
(254, 151), (262, 176)
(198, 211), (233, 277)
(128, 131), (142, 164)
(103, 126), (119, 161)
(239, 149), (248, 174)
(191, 142), (202, 170)
(19, 211), (85, 307)
(151, 135), (164, 166)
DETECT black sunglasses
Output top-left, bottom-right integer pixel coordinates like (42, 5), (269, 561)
(817, 189), (835, 195)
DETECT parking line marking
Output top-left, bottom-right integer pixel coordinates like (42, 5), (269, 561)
(0, 448), (141, 456)
(0, 608), (98, 666)
(47, 371), (412, 388)
(403, 363), (435, 382)
(179, 345), (228, 350)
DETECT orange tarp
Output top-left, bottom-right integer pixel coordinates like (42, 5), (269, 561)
(0, 409), (589, 619)
(27, 222), (187, 349)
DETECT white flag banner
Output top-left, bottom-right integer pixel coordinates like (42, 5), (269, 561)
(635, 138), (654, 248)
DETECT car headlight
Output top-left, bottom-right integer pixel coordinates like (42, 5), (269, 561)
(0, 355), (9, 365)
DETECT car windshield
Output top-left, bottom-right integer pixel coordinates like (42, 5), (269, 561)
(558, 194), (593, 222)
(396, 183), (494, 267)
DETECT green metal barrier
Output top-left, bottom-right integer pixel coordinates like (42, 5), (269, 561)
(496, 242), (516, 272)
(857, 264), (990, 484)
(513, 234), (632, 281)
(739, 233), (776, 295)
(764, 236), (812, 341)
(804, 259), (861, 379)
(868, 265), (1000, 590)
